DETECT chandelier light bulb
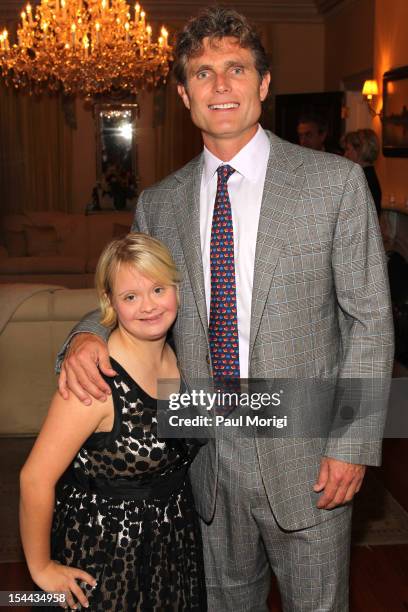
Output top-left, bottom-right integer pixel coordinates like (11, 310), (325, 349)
(0, 0), (172, 96)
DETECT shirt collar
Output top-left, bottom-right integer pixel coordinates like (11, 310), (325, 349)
(202, 125), (270, 185)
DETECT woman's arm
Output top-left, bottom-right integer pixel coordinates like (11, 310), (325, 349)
(20, 391), (112, 609)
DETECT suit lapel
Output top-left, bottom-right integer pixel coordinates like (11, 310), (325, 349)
(249, 134), (305, 365)
(172, 155), (209, 340)
(170, 134), (306, 361)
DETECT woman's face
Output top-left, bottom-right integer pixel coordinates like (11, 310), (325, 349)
(110, 263), (178, 342)
(344, 142), (359, 163)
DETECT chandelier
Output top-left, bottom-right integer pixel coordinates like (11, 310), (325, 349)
(0, 0), (172, 96)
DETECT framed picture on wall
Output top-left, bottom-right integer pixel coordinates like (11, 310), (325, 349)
(382, 66), (408, 157)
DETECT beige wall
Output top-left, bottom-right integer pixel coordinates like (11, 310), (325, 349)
(263, 22), (325, 95)
(324, 0), (374, 90)
(374, 0), (408, 204)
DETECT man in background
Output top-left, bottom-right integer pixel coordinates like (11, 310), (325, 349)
(297, 111), (329, 151)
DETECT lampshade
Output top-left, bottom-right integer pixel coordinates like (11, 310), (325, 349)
(362, 79), (379, 100)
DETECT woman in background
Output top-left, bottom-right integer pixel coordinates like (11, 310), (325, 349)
(343, 128), (382, 218)
(20, 233), (206, 611)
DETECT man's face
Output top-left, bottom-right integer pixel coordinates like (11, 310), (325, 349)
(177, 37), (270, 154)
(297, 121), (327, 151)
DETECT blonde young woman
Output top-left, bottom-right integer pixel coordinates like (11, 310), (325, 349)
(20, 233), (207, 611)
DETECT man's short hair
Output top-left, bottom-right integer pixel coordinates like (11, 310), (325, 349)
(297, 112), (328, 134)
(173, 6), (270, 86)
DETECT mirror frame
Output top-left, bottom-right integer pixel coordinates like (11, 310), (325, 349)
(94, 102), (139, 207)
(382, 66), (408, 158)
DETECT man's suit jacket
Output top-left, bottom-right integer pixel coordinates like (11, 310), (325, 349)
(133, 131), (394, 530)
(63, 131), (393, 531)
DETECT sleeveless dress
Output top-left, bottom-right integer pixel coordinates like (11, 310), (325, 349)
(49, 358), (207, 611)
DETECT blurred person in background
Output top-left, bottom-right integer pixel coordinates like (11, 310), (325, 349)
(343, 129), (382, 218)
(297, 112), (329, 151)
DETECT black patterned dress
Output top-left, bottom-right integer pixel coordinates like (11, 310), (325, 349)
(49, 358), (207, 611)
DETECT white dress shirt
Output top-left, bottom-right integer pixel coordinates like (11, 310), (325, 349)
(200, 125), (271, 378)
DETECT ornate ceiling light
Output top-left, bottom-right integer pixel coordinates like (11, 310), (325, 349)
(0, 0), (172, 96)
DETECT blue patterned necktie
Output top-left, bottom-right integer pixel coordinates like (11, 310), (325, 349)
(209, 164), (240, 381)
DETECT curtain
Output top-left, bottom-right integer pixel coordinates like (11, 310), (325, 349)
(153, 80), (202, 183)
(0, 85), (73, 214)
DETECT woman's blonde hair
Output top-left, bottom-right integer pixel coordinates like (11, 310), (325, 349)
(95, 232), (181, 327)
(343, 128), (380, 164)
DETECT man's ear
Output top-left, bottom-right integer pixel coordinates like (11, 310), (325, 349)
(259, 72), (271, 102)
(177, 84), (191, 110)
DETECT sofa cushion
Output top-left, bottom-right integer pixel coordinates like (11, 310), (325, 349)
(0, 257), (86, 274)
(1, 213), (32, 232)
(0, 274), (93, 289)
(52, 288), (99, 320)
(24, 225), (59, 257)
(113, 223), (130, 238)
(0, 287), (100, 434)
(86, 212), (132, 262)
(44, 214), (87, 259)
(1, 212), (88, 259)
(4, 230), (27, 256)
(10, 288), (99, 322)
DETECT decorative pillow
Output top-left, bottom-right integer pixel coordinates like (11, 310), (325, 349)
(112, 223), (130, 239)
(4, 230), (27, 257)
(24, 225), (59, 257)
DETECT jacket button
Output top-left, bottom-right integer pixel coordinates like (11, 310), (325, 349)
(206, 354), (211, 365)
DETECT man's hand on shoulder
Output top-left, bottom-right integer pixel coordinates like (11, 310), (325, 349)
(314, 456), (366, 510)
(58, 333), (117, 405)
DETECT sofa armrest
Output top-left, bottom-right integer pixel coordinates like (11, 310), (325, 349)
(0, 287), (99, 434)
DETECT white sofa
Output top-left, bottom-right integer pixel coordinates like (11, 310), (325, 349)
(0, 211), (133, 288)
(0, 286), (99, 435)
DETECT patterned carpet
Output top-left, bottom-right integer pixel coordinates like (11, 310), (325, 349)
(1, 437), (408, 563)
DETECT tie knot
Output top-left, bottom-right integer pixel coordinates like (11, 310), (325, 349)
(217, 164), (235, 184)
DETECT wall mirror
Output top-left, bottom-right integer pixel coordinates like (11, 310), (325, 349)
(94, 103), (139, 211)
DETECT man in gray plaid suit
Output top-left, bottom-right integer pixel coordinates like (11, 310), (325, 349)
(58, 7), (394, 611)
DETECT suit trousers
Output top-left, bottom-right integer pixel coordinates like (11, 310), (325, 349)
(199, 429), (352, 612)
